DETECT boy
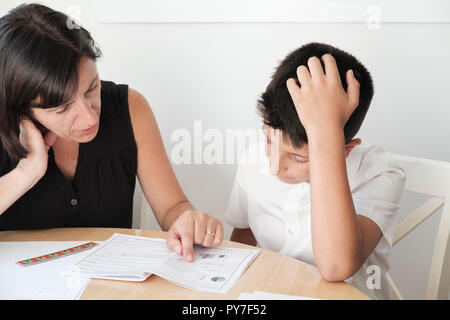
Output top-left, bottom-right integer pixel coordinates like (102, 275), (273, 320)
(224, 42), (406, 299)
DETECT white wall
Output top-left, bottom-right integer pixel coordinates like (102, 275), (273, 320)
(1, 0), (449, 299)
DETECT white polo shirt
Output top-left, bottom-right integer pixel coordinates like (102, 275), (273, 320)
(225, 142), (406, 300)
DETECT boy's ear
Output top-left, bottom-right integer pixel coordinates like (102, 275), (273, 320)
(344, 138), (361, 158)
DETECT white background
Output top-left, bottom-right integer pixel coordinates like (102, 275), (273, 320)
(1, 0), (449, 299)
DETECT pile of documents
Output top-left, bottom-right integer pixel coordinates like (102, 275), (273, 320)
(63, 233), (260, 294)
(1, 233), (260, 299)
(0, 241), (93, 299)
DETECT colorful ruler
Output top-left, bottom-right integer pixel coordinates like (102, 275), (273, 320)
(16, 242), (98, 267)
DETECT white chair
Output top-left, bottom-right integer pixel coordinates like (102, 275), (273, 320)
(386, 154), (450, 300)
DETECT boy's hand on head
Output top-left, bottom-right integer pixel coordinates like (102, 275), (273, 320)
(286, 54), (360, 137)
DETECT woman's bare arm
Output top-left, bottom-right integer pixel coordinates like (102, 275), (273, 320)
(127, 88), (223, 262)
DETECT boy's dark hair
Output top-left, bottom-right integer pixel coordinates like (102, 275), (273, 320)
(258, 42), (374, 148)
(0, 3), (101, 159)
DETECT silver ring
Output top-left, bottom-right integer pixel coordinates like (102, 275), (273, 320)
(207, 230), (215, 235)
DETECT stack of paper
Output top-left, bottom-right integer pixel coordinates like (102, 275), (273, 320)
(0, 241), (97, 300)
(64, 233), (260, 294)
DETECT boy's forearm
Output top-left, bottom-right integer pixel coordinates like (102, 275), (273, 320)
(308, 128), (362, 281)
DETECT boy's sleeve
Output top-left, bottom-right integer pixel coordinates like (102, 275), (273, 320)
(352, 153), (407, 255)
(224, 164), (250, 229)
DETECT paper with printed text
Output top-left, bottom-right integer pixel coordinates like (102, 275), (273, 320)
(64, 233), (260, 293)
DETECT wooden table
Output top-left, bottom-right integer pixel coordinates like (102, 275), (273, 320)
(0, 228), (370, 300)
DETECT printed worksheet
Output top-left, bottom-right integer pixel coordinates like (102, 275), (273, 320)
(64, 233), (260, 293)
(153, 245), (260, 293)
(64, 234), (170, 281)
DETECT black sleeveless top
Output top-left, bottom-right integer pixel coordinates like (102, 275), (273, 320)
(0, 81), (137, 231)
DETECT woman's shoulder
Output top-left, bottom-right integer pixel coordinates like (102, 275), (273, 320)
(127, 87), (151, 118)
(91, 80), (136, 154)
(100, 80), (150, 119)
(125, 87), (160, 148)
(100, 80), (129, 109)
(98, 80), (157, 149)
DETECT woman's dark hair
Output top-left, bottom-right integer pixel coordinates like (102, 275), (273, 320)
(0, 3), (101, 159)
(258, 42), (374, 148)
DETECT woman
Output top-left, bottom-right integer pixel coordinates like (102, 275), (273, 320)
(0, 3), (223, 262)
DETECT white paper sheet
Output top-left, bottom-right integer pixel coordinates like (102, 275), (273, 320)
(153, 245), (260, 293)
(0, 241), (98, 300)
(64, 233), (169, 281)
(64, 233), (260, 293)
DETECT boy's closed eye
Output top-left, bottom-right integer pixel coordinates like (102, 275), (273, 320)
(292, 154), (309, 163)
(265, 130), (309, 163)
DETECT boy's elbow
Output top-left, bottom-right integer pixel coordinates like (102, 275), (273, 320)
(318, 261), (359, 282)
